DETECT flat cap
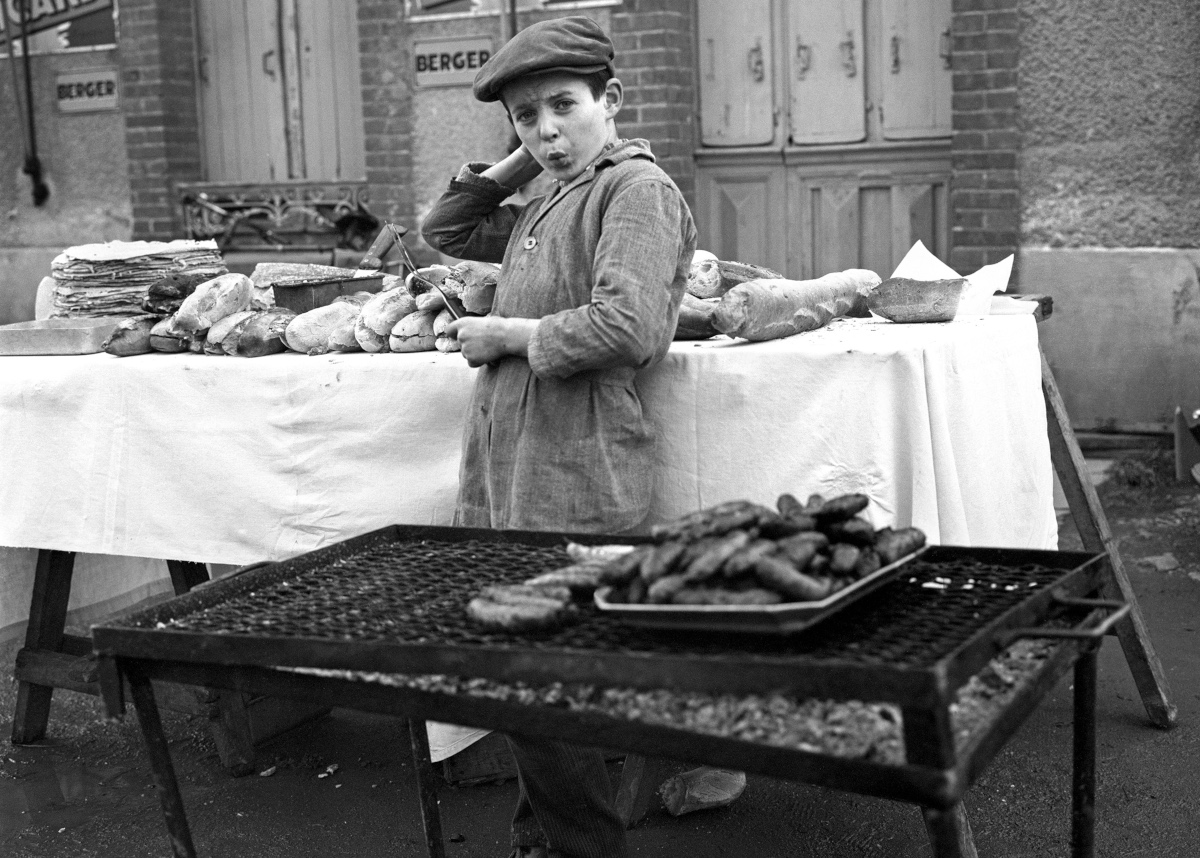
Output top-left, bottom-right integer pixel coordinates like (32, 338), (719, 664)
(473, 16), (615, 103)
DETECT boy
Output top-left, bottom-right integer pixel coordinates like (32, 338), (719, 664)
(421, 15), (696, 858)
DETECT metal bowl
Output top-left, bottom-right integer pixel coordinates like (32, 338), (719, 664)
(866, 277), (968, 323)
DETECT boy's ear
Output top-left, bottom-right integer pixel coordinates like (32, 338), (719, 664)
(603, 78), (623, 119)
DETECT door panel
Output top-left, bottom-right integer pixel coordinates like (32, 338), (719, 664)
(788, 0), (865, 144)
(297, 0), (367, 180)
(196, 0), (365, 182)
(696, 163), (788, 275)
(809, 181), (861, 274)
(880, 0), (952, 139)
(697, 0), (775, 147)
(789, 165), (951, 279)
(196, 0), (288, 182)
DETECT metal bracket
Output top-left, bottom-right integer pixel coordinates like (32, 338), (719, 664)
(999, 591), (1130, 648)
(840, 32), (857, 78)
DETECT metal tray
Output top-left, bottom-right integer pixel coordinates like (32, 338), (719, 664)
(594, 546), (927, 635)
(0, 317), (120, 355)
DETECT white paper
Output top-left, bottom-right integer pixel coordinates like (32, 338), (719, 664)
(888, 240), (1012, 318)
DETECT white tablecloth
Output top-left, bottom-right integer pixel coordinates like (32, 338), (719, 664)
(0, 314), (1056, 637)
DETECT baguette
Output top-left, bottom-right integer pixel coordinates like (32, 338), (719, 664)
(674, 293), (720, 340)
(711, 269), (881, 341)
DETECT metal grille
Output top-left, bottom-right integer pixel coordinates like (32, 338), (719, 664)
(135, 534), (1075, 671)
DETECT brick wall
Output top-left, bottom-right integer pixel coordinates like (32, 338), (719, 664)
(357, 0), (416, 234)
(949, 0), (1020, 277)
(118, 0), (203, 240)
(610, 0), (698, 206)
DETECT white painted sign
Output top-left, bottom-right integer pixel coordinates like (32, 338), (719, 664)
(55, 67), (119, 112)
(413, 36), (494, 88)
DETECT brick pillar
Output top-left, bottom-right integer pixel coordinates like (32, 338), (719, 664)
(609, 0), (698, 208)
(949, 0), (1020, 278)
(357, 0), (415, 234)
(117, 0), (203, 240)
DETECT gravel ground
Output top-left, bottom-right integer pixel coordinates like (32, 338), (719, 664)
(2, 447), (1199, 858)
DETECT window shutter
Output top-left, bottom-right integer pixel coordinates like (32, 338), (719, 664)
(787, 0), (866, 145)
(698, 0), (776, 147)
(880, 0), (953, 140)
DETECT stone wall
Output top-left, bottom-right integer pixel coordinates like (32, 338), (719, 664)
(1019, 0), (1200, 248)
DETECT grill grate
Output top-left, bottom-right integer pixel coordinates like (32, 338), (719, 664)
(135, 534), (1075, 671)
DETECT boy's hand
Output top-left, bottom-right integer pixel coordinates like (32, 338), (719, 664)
(446, 316), (538, 367)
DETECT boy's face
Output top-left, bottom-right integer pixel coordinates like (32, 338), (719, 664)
(502, 71), (620, 184)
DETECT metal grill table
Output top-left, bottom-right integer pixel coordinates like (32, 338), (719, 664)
(92, 524), (1124, 858)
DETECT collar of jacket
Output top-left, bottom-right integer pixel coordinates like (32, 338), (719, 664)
(530, 138), (655, 230)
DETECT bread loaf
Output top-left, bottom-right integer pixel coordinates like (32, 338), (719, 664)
(674, 293), (720, 340)
(354, 314), (388, 353)
(388, 309), (438, 352)
(685, 250), (722, 299)
(103, 314), (162, 357)
(359, 289), (417, 337)
(231, 309), (296, 357)
(148, 315), (195, 353)
(433, 307), (461, 353)
(404, 264), (453, 297)
(204, 310), (256, 355)
(282, 302), (360, 355)
(173, 273), (253, 334)
(448, 260), (501, 314)
(717, 259), (783, 293)
(711, 269), (881, 341)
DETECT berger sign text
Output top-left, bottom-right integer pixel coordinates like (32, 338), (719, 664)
(414, 37), (493, 88)
(55, 67), (119, 112)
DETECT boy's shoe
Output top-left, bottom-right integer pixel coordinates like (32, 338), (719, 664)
(508, 848), (549, 858)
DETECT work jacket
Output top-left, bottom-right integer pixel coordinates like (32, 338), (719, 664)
(422, 138), (697, 533)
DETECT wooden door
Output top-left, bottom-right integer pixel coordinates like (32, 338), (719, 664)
(791, 157), (949, 280)
(296, 0), (366, 180)
(695, 159), (789, 275)
(195, 0), (366, 182)
(697, 0), (776, 147)
(880, 0), (953, 139)
(196, 0), (289, 181)
(787, 0), (866, 144)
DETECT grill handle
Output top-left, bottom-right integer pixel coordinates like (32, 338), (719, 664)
(999, 591), (1129, 647)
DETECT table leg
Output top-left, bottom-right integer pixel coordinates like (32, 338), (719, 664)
(127, 664), (197, 858)
(1042, 351), (1177, 728)
(1072, 648), (1098, 858)
(11, 549), (75, 745)
(166, 560), (210, 594)
(408, 719), (446, 858)
(165, 559), (263, 777)
(921, 803), (979, 858)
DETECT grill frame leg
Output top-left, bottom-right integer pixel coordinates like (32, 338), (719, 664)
(921, 801), (979, 858)
(127, 663), (197, 858)
(1072, 647), (1098, 858)
(408, 719), (446, 858)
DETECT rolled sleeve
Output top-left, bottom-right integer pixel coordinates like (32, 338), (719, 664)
(527, 180), (688, 380)
(421, 163), (524, 263)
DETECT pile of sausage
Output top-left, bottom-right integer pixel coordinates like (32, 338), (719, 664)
(605, 494), (925, 607)
(464, 494), (925, 632)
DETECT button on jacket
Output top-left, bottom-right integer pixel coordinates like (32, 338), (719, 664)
(422, 138), (697, 533)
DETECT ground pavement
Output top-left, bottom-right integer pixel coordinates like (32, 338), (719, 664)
(2, 449), (1198, 858)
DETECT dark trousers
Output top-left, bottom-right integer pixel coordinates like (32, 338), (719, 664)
(505, 734), (629, 858)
